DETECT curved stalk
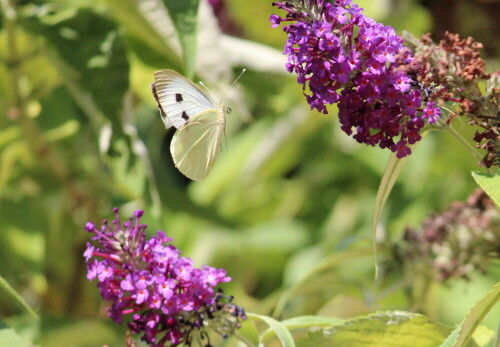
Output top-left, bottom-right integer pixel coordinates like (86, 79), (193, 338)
(442, 120), (493, 174)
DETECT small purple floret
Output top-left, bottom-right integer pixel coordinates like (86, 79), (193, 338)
(84, 222), (95, 232)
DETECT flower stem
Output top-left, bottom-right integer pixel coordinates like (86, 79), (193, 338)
(442, 120), (493, 174)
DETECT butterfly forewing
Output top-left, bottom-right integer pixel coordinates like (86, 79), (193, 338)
(153, 70), (217, 129)
(170, 110), (225, 182)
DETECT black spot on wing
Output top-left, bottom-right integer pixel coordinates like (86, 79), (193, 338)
(181, 111), (189, 120)
(175, 93), (183, 102)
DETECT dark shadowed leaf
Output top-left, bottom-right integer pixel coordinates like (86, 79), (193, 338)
(19, 6), (130, 147)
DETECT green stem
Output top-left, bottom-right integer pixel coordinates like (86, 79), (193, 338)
(441, 120), (493, 175)
(412, 275), (432, 313)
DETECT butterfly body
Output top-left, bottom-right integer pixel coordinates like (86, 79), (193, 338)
(152, 69), (227, 181)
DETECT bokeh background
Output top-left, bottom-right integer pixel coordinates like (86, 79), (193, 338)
(0, 0), (499, 346)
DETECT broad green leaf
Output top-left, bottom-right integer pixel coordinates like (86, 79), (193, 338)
(440, 281), (500, 347)
(247, 312), (295, 347)
(0, 325), (32, 347)
(298, 311), (448, 347)
(282, 315), (344, 330)
(472, 172), (500, 207)
(0, 276), (38, 319)
(162, 0), (199, 78)
(441, 326), (461, 347)
(372, 152), (407, 277)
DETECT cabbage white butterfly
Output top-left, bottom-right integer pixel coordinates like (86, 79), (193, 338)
(151, 69), (244, 181)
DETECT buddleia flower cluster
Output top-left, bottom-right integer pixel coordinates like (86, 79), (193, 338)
(84, 208), (246, 347)
(397, 189), (500, 282)
(270, 0), (441, 158)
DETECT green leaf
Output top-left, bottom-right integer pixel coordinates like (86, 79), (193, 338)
(372, 152), (407, 277)
(103, 0), (181, 68)
(162, 0), (199, 78)
(440, 281), (500, 347)
(0, 276), (38, 319)
(472, 172), (500, 207)
(247, 312), (295, 347)
(0, 325), (32, 347)
(237, 319), (260, 347)
(298, 311), (448, 347)
(282, 315), (344, 330)
(471, 325), (495, 347)
(441, 326), (461, 347)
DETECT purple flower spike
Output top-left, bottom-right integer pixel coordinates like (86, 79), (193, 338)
(271, 0), (443, 158)
(84, 208), (246, 346)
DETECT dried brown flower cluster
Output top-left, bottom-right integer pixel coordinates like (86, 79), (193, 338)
(397, 189), (500, 282)
(399, 32), (500, 168)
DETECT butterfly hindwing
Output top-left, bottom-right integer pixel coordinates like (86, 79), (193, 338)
(153, 70), (216, 129)
(170, 110), (225, 181)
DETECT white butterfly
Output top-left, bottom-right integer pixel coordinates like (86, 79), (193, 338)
(151, 69), (231, 182)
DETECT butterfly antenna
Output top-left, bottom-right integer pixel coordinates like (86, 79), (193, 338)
(198, 81), (219, 102)
(220, 68), (246, 103)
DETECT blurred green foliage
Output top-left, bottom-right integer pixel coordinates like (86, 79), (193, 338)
(0, 0), (498, 346)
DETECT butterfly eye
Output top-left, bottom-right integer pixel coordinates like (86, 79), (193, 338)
(226, 107), (232, 115)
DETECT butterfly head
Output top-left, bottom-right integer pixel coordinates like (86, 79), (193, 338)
(217, 103), (231, 116)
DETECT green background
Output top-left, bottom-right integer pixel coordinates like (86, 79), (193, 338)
(0, 0), (498, 346)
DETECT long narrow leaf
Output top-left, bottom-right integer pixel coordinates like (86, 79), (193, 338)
(0, 276), (38, 319)
(247, 312), (295, 347)
(440, 281), (500, 347)
(371, 152), (406, 277)
(104, 0), (182, 68)
(162, 0), (199, 78)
